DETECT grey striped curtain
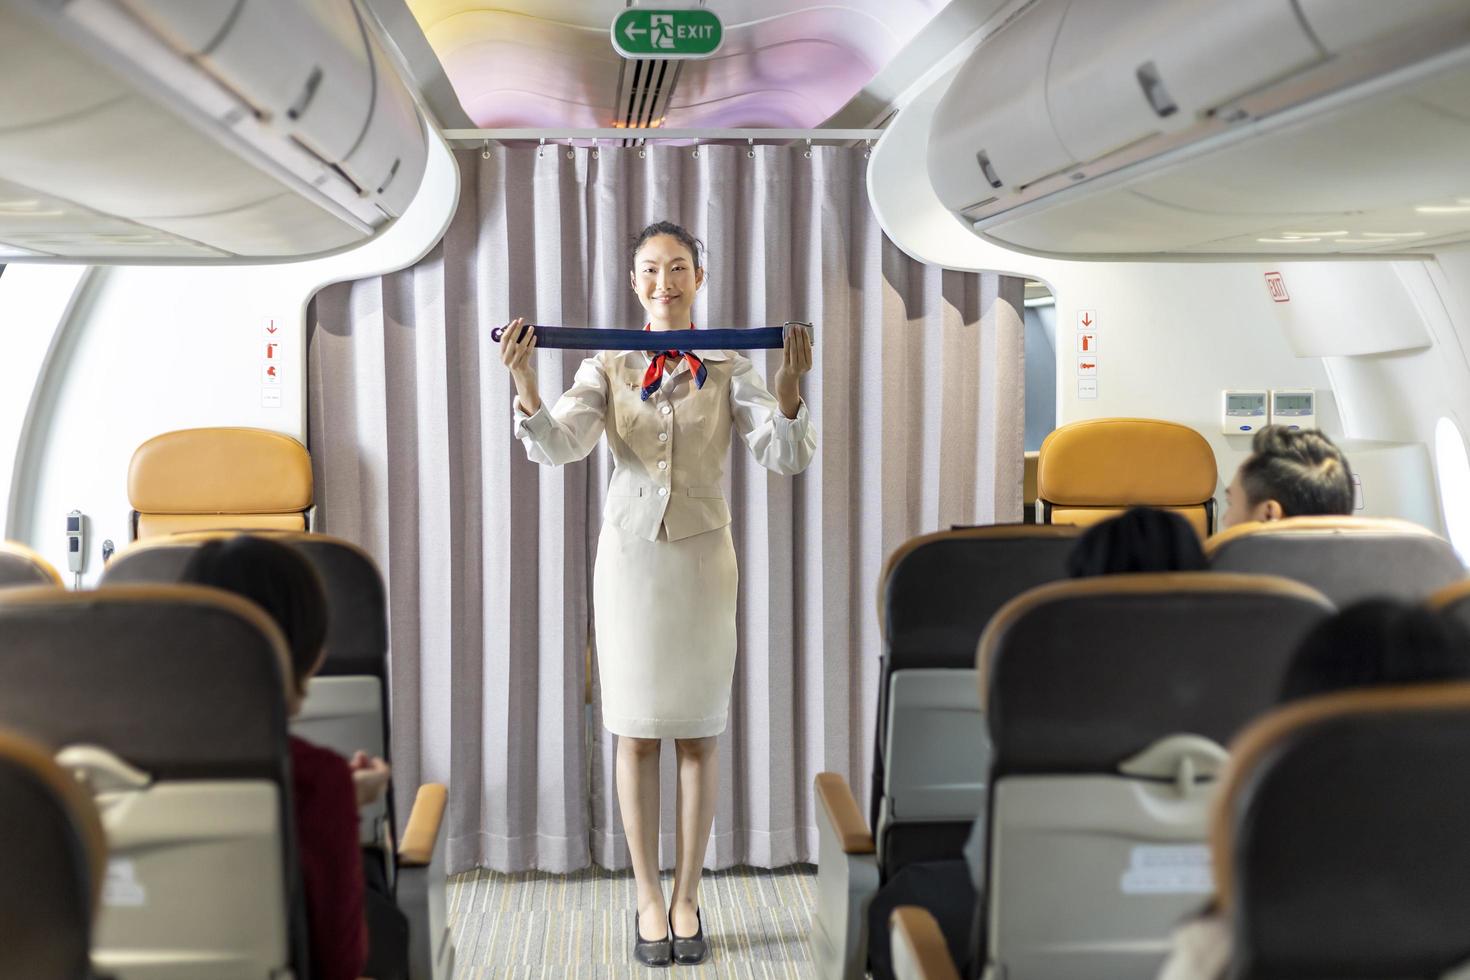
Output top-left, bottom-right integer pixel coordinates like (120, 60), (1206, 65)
(308, 145), (1024, 874)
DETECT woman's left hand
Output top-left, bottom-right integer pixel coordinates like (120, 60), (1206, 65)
(774, 324), (813, 417)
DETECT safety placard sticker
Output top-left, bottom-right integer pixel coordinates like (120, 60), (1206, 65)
(1120, 845), (1213, 895)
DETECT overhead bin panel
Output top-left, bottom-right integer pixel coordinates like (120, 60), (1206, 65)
(196, 0), (373, 165)
(980, 59), (1470, 257)
(1297, 0), (1470, 55)
(928, 0), (1072, 213)
(340, 34), (428, 218)
(0, 93), (287, 217)
(0, 8), (124, 129)
(143, 192), (366, 256)
(919, 0), (1470, 258)
(0, 0), (431, 261)
(1047, 0), (1322, 162)
(113, 0), (241, 56)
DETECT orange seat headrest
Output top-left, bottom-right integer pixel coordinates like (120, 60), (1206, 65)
(128, 428), (313, 515)
(1038, 418), (1217, 507)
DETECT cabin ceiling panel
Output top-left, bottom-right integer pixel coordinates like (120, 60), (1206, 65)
(408, 0), (951, 128)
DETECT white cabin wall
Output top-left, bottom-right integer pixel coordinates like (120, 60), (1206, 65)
(1046, 261), (1338, 505)
(1, 133), (460, 584)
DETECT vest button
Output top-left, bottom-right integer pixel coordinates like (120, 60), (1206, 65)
(658, 487), (669, 497)
(658, 460), (668, 470)
(658, 432), (668, 442)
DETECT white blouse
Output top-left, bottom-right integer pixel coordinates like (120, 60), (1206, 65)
(515, 347), (816, 542)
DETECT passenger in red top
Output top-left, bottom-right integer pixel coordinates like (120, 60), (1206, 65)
(181, 536), (393, 980)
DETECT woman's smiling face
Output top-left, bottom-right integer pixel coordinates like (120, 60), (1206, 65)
(631, 233), (704, 329)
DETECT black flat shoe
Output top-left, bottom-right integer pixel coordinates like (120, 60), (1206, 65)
(633, 911), (672, 968)
(670, 908), (709, 966)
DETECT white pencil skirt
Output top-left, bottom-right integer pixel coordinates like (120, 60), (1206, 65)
(592, 520), (739, 738)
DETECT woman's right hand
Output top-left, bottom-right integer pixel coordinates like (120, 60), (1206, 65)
(499, 317), (542, 413)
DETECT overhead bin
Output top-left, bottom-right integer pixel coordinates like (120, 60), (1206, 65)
(340, 33), (429, 218)
(1045, 0), (1322, 163)
(113, 0), (240, 56)
(195, 0), (375, 166)
(0, 0), (430, 262)
(927, 0), (1073, 211)
(924, 0), (1470, 258)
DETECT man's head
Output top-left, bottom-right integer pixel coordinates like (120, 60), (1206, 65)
(1222, 426), (1354, 529)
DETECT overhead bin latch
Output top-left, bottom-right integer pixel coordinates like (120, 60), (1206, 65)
(974, 149), (1003, 189)
(1136, 61), (1178, 118)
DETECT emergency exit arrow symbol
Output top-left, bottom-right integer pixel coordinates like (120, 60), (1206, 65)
(1081, 314), (1093, 327)
(625, 22), (646, 40)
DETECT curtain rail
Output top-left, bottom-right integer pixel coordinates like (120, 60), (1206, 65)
(442, 128), (884, 144)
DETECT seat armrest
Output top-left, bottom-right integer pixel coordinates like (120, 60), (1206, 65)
(890, 907), (961, 980)
(815, 772), (875, 854)
(397, 783), (454, 978)
(397, 783), (447, 867)
(812, 773), (880, 979)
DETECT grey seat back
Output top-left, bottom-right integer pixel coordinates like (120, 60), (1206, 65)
(1217, 684), (1470, 979)
(104, 530), (393, 845)
(979, 573), (1334, 980)
(875, 525), (1080, 873)
(1207, 516), (1464, 605)
(0, 584), (304, 979)
(0, 540), (62, 587)
(0, 728), (106, 980)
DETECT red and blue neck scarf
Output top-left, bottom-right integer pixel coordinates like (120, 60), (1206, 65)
(640, 323), (707, 401)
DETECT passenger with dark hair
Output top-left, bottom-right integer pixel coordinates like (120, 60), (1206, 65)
(1158, 599), (1470, 980)
(1279, 599), (1470, 701)
(182, 536), (404, 980)
(1067, 507), (1207, 577)
(1221, 425), (1354, 529)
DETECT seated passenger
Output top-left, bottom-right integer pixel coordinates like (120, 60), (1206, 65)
(1221, 426), (1354, 530)
(866, 508), (1207, 979)
(1158, 600), (1470, 980)
(181, 537), (402, 980)
(1067, 506), (1207, 577)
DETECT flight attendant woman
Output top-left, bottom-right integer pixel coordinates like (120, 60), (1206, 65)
(499, 221), (815, 967)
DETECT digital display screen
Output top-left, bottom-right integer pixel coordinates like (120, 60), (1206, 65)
(69, 538), (80, 552)
(1275, 394), (1313, 413)
(1226, 393), (1266, 415)
(66, 516), (80, 532)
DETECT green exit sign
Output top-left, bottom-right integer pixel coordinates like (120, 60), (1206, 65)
(611, 8), (724, 59)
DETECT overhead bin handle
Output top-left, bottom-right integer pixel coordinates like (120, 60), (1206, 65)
(1135, 62), (1178, 118)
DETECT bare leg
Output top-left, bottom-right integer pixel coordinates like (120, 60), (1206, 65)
(616, 735), (667, 941)
(670, 735), (719, 936)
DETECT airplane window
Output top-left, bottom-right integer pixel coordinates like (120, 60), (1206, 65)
(1435, 416), (1470, 562)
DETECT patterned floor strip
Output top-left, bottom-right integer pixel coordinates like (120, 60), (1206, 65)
(449, 865), (818, 979)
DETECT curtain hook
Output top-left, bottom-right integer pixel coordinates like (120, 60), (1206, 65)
(747, 136), (755, 159)
(804, 136), (812, 159)
(864, 138), (872, 160)
(592, 137), (599, 160)
(538, 137), (545, 159)
(692, 137), (699, 159)
(481, 139), (490, 160)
